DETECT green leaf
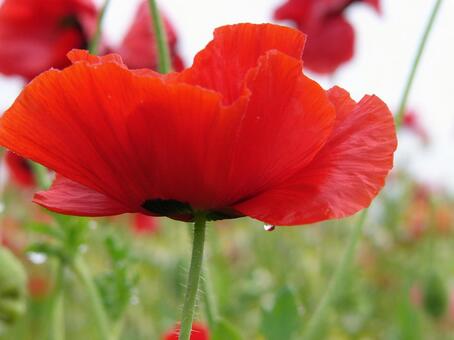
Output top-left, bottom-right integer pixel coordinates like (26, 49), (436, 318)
(261, 286), (300, 340)
(423, 272), (447, 319)
(26, 243), (66, 262)
(395, 285), (422, 340)
(95, 234), (138, 322)
(212, 319), (242, 340)
(25, 222), (64, 240)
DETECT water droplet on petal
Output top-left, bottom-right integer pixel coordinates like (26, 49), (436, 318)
(264, 224), (275, 232)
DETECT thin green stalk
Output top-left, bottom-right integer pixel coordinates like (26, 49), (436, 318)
(72, 257), (112, 340)
(49, 263), (65, 340)
(179, 214), (207, 340)
(147, 0), (172, 73)
(88, 0), (112, 55)
(201, 267), (219, 329)
(395, 0), (444, 128)
(302, 211), (367, 340)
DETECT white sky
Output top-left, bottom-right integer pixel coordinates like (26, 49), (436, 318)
(1, 0), (453, 190)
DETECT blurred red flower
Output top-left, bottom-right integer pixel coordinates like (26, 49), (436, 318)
(163, 322), (209, 340)
(27, 275), (51, 299)
(0, 0), (97, 80)
(4, 151), (35, 188)
(274, 0), (380, 74)
(402, 110), (429, 144)
(0, 23), (396, 226)
(133, 213), (159, 234)
(116, 1), (183, 71)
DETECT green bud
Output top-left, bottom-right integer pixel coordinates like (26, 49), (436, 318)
(0, 247), (27, 335)
(422, 271), (447, 319)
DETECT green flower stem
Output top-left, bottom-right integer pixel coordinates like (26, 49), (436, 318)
(49, 263), (65, 340)
(201, 266), (219, 329)
(179, 213), (207, 340)
(395, 0), (444, 128)
(147, 0), (172, 74)
(88, 0), (112, 55)
(303, 2), (444, 337)
(72, 257), (112, 340)
(302, 211), (367, 340)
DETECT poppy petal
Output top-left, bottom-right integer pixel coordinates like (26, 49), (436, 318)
(234, 86), (397, 225)
(176, 23), (306, 104)
(34, 175), (131, 216)
(4, 151), (35, 188)
(221, 51), (336, 204)
(0, 54), (163, 211)
(303, 15), (354, 74)
(274, 0), (311, 22)
(0, 0), (96, 80)
(117, 1), (184, 71)
(67, 49), (126, 66)
(0, 50), (246, 213)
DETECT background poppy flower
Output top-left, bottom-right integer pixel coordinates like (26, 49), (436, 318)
(0, 0), (97, 80)
(274, 0), (381, 74)
(403, 110), (429, 144)
(132, 214), (159, 234)
(163, 322), (209, 340)
(116, 1), (184, 71)
(4, 151), (35, 188)
(0, 23), (396, 226)
(27, 275), (51, 299)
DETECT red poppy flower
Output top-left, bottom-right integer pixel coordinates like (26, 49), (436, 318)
(0, 23), (396, 226)
(132, 214), (159, 234)
(163, 322), (209, 340)
(116, 1), (184, 71)
(0, 0), (97, 80)
(274, 0), (381, 74)
(4, 151), (35, 188)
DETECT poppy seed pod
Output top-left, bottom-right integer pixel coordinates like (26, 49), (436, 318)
(0, 247), (27, 335)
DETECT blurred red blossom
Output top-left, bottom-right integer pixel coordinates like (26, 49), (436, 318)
(0, 23), (396, 226)
(4, 151), (35, 188)
(403, 110), (429, 144)
(274, 0), (380, 74)
(0, 217), (26, 255)
(116, 1), (184, 71)
(132, 213), (159, 234)
(0, 0), (97, 80)
(163, 322), (209, 340)
(27, 275), (51, 299)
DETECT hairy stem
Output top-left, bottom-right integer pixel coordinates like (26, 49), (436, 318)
(179, 214), (207, 340)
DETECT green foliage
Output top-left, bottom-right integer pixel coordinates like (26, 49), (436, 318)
(394, 285), (422, 340)
(0, 247), (27, 336)
(212, 319), (242, 340)
(96, 235), (139, 322)
(26, 216), (90, 265)
(422, 272), (447, 319)
(261, 286), (300, 340)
